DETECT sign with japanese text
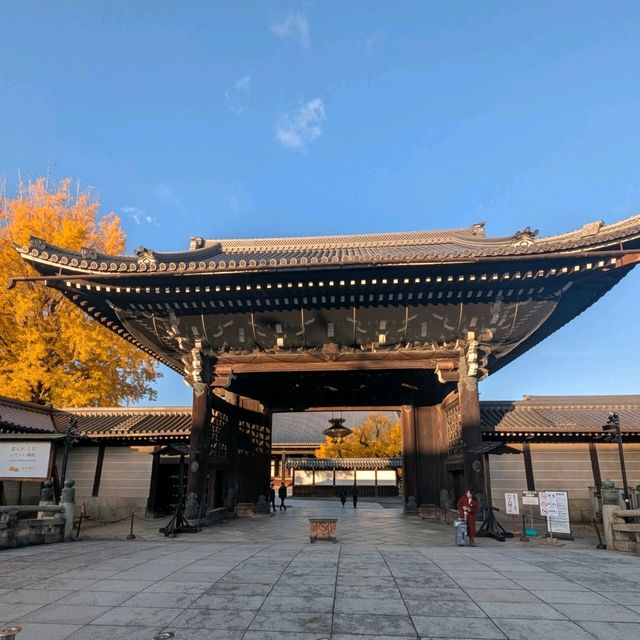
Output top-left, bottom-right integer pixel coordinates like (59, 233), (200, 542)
(539, 490), (559, 517)
(522, 490), (539, 505)
(546, 491), (571, 535)
(504, 493), (520, 515)
(0, 441), (52, 481)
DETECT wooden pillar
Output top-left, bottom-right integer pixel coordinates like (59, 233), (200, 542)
(523, 442), (535, 491)
(281, 451), (286, 480)
(185, 382), (212, 519)
(588, 441), (602, 495)
(458, 366), (483, 495)
(415, 405), (447, 505)
(146, 449), (161, 517)
(92, 445), (106, 498)
(401, 405), (418, 508)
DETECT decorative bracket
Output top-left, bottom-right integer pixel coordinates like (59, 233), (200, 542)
(182, 339), (213, 387)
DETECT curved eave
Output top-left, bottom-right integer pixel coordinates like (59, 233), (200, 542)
(78, 432), (190, 441)
(16, 214), (640, 277)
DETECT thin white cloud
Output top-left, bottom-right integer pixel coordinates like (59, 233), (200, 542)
(365, 35), (377, 54)
(275, 98), (326, 151)
(153, 183), (185, 213)
(235, 76), (251, 91)
(224, 75), (251, 115)
(271, 11), (310, 49)
(121, 206), (156, 226)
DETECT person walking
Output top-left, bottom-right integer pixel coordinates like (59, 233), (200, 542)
(457, 489), (479, 546)
(269, 483), (276, 513)
(352, 485), (359, 508)
(278, 481), (288, 511)
(339, 489), (347, 507)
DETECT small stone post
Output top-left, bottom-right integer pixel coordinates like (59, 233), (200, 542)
(60, 480), (76, 542)
(37, 481), (55, 519)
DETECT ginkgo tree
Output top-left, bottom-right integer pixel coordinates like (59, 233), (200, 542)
(315, 413), (401, 459)
(0, 178), (160, 406)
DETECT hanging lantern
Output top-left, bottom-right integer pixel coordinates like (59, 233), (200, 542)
(323, 417), (352, 444)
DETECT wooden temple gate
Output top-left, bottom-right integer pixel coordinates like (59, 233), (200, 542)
(14, 218), (640, 516)
(181, 387), (271, 517)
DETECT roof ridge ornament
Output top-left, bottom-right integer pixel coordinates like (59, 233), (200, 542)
(512, 226), (539, 247)
(29, 236), (47, 250)
(580, 220), (604, 237)
(80, 246), (98, 260)
(134, 245), (157, 266)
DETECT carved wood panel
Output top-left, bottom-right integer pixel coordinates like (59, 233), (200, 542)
(444, 395), (463, 458)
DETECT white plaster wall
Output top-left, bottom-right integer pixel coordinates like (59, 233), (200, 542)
(64, 447), (99, 498)
(489, 442), (640, 521)
(98, 446), (153, 498)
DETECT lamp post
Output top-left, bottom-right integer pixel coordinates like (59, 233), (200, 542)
(60, 416), (78, 487)
(602, 412), (631, 510)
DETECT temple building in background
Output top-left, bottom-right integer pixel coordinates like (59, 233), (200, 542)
(7, 215), (640, 518)
(1, 395), (638, 523)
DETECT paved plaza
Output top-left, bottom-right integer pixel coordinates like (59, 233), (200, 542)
(1, 499), (640, 639)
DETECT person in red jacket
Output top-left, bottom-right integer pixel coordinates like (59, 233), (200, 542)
(457, 489), (479, 546)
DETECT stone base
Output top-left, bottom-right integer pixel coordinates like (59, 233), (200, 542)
(418, 504), (447, 521)
(236, 502), (256, 517)
(199, 508), (230, 526)
(0, 516), (65, 550)
(404, 495), (418, 515)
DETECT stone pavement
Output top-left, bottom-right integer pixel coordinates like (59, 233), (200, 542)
(0, 499), (639, 639)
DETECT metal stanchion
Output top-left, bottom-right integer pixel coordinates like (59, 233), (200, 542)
(127, 509), (136, 540)
(76, 511), (84, 539)
(0, 625), (22, 639)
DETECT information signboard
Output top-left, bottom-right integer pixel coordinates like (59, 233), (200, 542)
(546, 491), (572, 535)
(522, 490), (539, 505)
(504, 493), (519, 515)
(0, 441), (52, 481)
(539, 491), (559, 517)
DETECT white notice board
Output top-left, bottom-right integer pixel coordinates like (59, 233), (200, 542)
(504, 493), (519, 515)
(0, 441), (52, 481)
(546, 491), (571, 535)
(522, 490), (539, 505)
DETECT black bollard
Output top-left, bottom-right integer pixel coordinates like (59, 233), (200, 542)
(0, 625), (22, 639)
(127, 510), (136, 540)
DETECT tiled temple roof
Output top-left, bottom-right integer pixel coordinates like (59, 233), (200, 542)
(482, 395), (640, 436)
(0, 396), (56, 434)
(1, 396), (639, 442)
(286, 457), (403, 470)
(59, 407), (192, 439)
(16, 215), (640, 276)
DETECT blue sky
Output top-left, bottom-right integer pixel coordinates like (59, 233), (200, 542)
(2, 2), (640, 406)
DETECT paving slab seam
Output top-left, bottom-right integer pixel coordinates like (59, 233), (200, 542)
(376, 544), (421, 638)
(328, 539), (344, 638)
(217, 540), (312, 639)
